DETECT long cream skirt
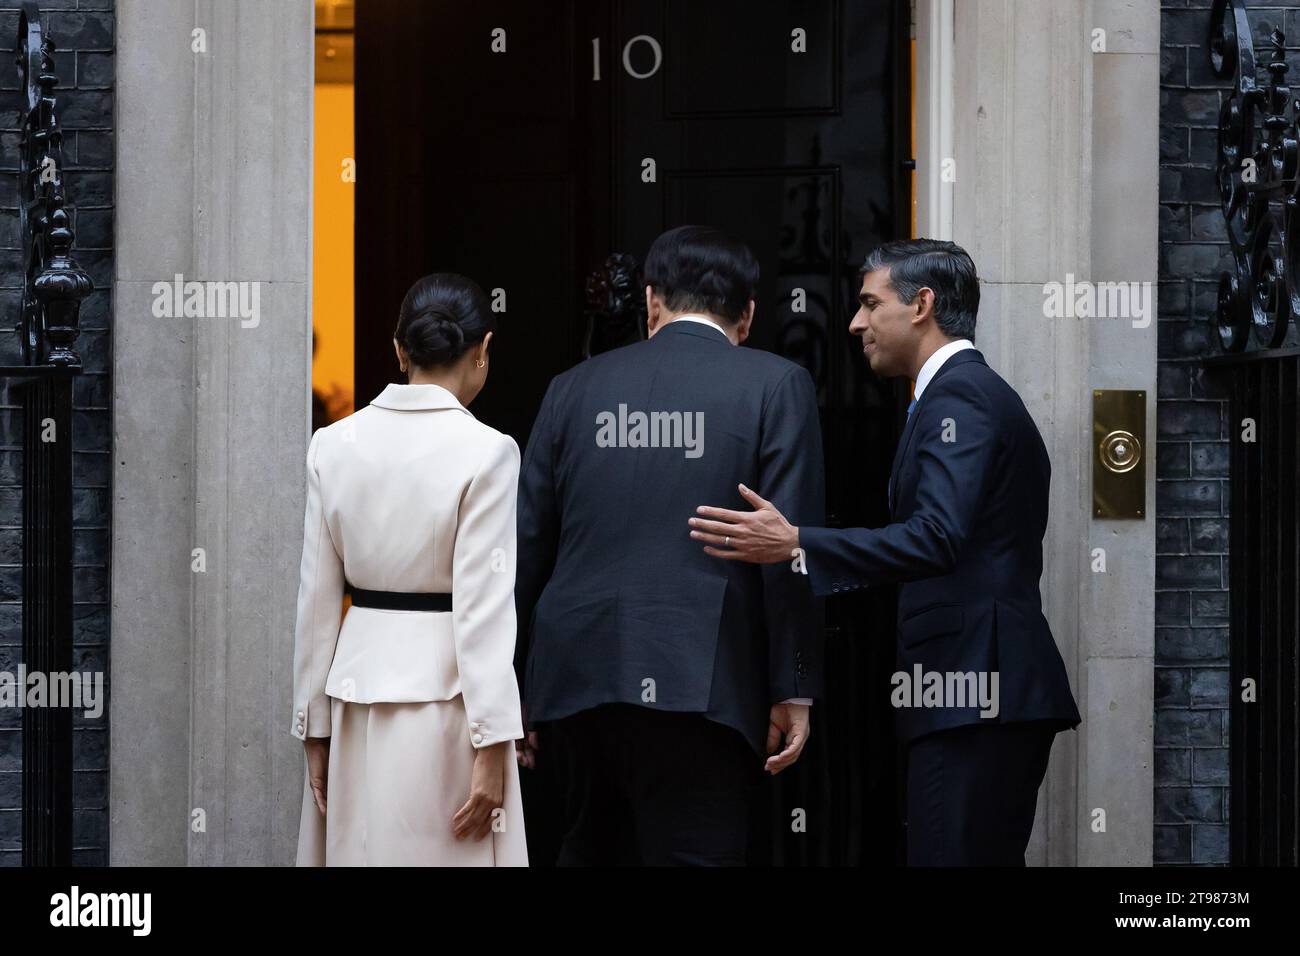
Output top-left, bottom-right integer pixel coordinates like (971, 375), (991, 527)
(296, 695), (528, 866)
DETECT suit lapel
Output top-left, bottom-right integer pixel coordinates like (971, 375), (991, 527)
(889, 406), (920, 519)
(887, 349), (987, 518)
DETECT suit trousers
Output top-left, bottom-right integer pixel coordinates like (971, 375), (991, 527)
(547, 703), (761, 866)
(905, 719), (1059, 866)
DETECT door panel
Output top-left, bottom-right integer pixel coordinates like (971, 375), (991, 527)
(664, 0), (838, 115)
(356, 0), (595, 442)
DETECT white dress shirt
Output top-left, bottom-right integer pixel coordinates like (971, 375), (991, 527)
(671, 314), (812, 708)
(913, 338), (975, 402)
(670, 313), (731, 338)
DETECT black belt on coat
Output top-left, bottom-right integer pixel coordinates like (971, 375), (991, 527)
(346, 584), (452, 612)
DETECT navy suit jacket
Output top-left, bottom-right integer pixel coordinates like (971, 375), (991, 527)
(799, 348), (1081, 742)
(515, 319), (826, 754)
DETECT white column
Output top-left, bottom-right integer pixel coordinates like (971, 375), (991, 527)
(938, 0), (1158, 865)
(915, 0), (956, 239)
(111, 0), (314, 865)
(1081, 0), (1160, 868)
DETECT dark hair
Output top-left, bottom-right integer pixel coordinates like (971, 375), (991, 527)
(861, 238), (980, 341)
(394, 273), (495, 368)
(643, 225), (759, 324)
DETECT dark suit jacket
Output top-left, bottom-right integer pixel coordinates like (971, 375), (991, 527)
(799, 348), (1081, 742)
(516, 319), (826, 754)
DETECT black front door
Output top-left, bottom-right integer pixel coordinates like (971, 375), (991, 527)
(357, 0), (910, 865)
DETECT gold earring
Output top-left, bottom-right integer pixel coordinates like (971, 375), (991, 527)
(476, 359), (485, 369)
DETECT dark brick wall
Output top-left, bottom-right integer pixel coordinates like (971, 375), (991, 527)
(0, 0), (112, 866)
(1159, 0), (1300, 865)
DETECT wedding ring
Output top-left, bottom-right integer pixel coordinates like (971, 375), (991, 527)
(725, 536), (731, 548)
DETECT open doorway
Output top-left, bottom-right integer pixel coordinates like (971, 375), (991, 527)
(312, 0), (356, 430)
(333, 0), (913, 865)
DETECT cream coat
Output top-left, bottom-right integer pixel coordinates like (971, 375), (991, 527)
(290, 382), (524, 750)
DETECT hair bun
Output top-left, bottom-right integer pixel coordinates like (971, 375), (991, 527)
(404, 309), (466, 365)
(394, 272), (495, 371)
(427, 312), (465, 349)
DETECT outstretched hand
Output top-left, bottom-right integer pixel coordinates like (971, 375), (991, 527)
(690, 483), (800, 564)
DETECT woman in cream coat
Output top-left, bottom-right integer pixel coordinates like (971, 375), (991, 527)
(291, 273), (527, 866)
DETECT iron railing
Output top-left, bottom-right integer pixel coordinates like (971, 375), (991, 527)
(1209, 0), (1300, 352)
(1203, 348), (1300, 866)
(4, 1), (91, 867)
(1207, 0), (1300, 865)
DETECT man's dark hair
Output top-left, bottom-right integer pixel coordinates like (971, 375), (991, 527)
(643, 225), (760, 324)
(861, 238), (980, 341)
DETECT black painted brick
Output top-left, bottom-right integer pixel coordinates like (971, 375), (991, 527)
(0, 1), (114, 863)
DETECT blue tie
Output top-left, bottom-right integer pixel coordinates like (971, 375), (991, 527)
(906, 397), (917, 419)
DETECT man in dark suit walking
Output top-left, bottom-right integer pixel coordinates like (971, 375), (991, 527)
(515, 225), (826, 866)
(690, 238), (1081, 865)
